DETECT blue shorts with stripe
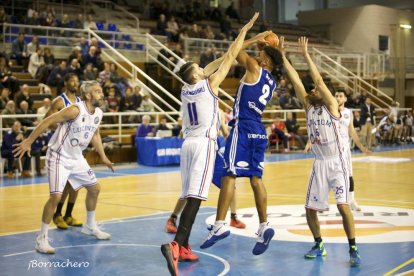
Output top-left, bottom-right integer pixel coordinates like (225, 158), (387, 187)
(223, 120), (268, 178)
(212, 136), (226, 188)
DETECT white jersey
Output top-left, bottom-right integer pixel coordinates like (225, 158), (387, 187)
(306, 105), (345, 159)
(181, 79), (219, 139)
(339, 108), (352, 144)
(48, 101), (103, 159)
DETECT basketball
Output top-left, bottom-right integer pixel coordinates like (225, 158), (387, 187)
(265, 32), (279, 48)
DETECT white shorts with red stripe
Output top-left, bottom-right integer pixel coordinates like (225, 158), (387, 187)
(180, 137), (217, 201)
(46, 150), (97, 194)
(305, 156), (350, 211)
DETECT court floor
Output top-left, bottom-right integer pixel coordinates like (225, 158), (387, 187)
(0, 145), (413, 275)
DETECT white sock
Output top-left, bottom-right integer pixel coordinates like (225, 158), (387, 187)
(40, 222), (49, 236)
(87, 211), (96, 228)
(215, 220), (225, 227)
(260, 222), (268, 227)
(350, 191), (355, 201)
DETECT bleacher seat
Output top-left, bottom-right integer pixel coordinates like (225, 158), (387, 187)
(69, 20), (75, 28)
(136, 44), (144, 51)
(96, 22), (105, 31)
(124, 43), (131, 49)
(39, 37), (47, 45)
(108, 23), (117, 32)
(11, 26), (19, 34)
(122, 34), (130, 41)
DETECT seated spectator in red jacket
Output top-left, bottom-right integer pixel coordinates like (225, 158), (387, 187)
(271, 116), (289, 152)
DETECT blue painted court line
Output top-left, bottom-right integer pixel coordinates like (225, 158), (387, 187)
(1, 207), (413, 276)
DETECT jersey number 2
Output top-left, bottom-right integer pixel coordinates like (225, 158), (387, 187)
(188, 102), (199, 126)
(259, 84), (270, 105)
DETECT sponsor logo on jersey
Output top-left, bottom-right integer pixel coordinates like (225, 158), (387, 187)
(205, 205), (414, 243)
(307, 119), (332, 127)
(70, 138), (79, 147)
(236, 161), (249, 167)
(247, 133), (267, 139)
(182, 86), (205, 96)
(248, 101), (263, 115)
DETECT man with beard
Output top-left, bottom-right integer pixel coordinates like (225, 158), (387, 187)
(46, 73), (83, 230)
(13, 80), (114, 254)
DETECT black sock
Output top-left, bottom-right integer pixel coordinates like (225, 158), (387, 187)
(174, 198), (201, 247)
(64, 202), (75, 218)
(314, 237), (322, 243)
(348, 238), (356, 248)
(349, 177), (354, 192)
(55, 202), (64, 216)
(171, 214), (177, 219)
(231, 213), (237, 219)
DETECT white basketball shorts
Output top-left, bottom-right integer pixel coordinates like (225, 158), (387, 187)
(46, 150), (98, 194)
(305, 156), (350, 211)
(180, 137), (217, 201)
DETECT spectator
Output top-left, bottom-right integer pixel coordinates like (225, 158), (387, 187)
(199, 48), (215, 68)
(30, 131), (49, 176)
(155, 14), (169, 37)
(46, 60), (67, 94)
(0, 7), (8, 38)
(201, 25), (215, 40)
(279, 89), (301, 109)
(43, 47), (55, 66)
(271, 116), (289, 152)
(220, 15), (234, 39)
(83, 63), (96, 81)
(178, 26), (189, 44)
(285, 112), (307, 149)
(66, 58), (82, 79)
(402, 111), (413, 143)
(187, 23), (200, 38)
(84, 14), (97, 30)
(210, 4), (222, 21)
(42, 12), (55, 27)
(167, 16), (179, 42)
(131, 86), (143, 110)
(78, 37), (89, 56)
(74, 14), (83, 29)
(360, 96), (376, 149)
(28, 47), (45, 78)
(1, 120), (31, 178)
(27, 11), (42, 35)
(1, 100), (16, 127)
(153, 117), (171, 136)
(98, 62), (112, 86)
(110, 63), (127, 96)
(0, 87), (10, 109)
(267, 92), (281, 111)
(57, 14), (71, 38)
(11, 33), (28, 66)
(27, 36), (40, 56)
(378, 117), (393, 145)
(172, 117), (182, 137)
(89, 38), (102, 56)
(67, 46), (82, 65)
(140, 94), (154, 112)
(36, 97), (51, 120)
(102, 78), (121, 98)
(15, 84), (34, 110)
(106, 87), (120, 113)
(16, 100), (35, 127)
(136, 115), (154, 137)
(0, 55), (20, 96)
(82, 45), (99, 70)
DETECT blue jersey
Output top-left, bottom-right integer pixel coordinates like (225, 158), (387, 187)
(230, 68), (276, 125)
(59, 93), (81, 107)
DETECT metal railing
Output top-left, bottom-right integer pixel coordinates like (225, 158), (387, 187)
(313, 48), (393, 108)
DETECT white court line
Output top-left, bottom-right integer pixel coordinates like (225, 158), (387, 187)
(3, 243), (230, 275)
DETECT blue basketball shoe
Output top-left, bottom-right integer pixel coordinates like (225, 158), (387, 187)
(349, 245), (361, 267)
(200, 222), (230, 249)
(252, 223), (275, 255)
(304, 242), (327, 258)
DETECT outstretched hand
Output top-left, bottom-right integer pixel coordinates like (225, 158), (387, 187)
(241, 12), (259, 32)
(277, 36), (286, 55)
(12, 139), (32, 159)
(298, 36), (309, 56)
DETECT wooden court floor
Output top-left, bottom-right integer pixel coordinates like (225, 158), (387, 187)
(1, 148), (413, 235)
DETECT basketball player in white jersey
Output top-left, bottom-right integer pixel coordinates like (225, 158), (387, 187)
(164, 109), (246, 236)
(46, 73), (83, 230)
(279, 36), (361, 266)
(335, 90), (370, 211)
(13, 81), (114, 254)
(161, 12), (259, 276)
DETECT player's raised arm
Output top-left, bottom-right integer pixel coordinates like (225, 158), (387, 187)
(13, 105), (80, 158)
(278, 36), (309, 109)
(298, 37), (338, 112)
(209, 12), (259, 93)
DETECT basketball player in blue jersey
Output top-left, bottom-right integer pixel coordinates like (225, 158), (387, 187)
(45, 73), (83, 230)
(280, 36), (361, 266)
(161, 13), (259, 276)
(200, 34), (283, 256)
